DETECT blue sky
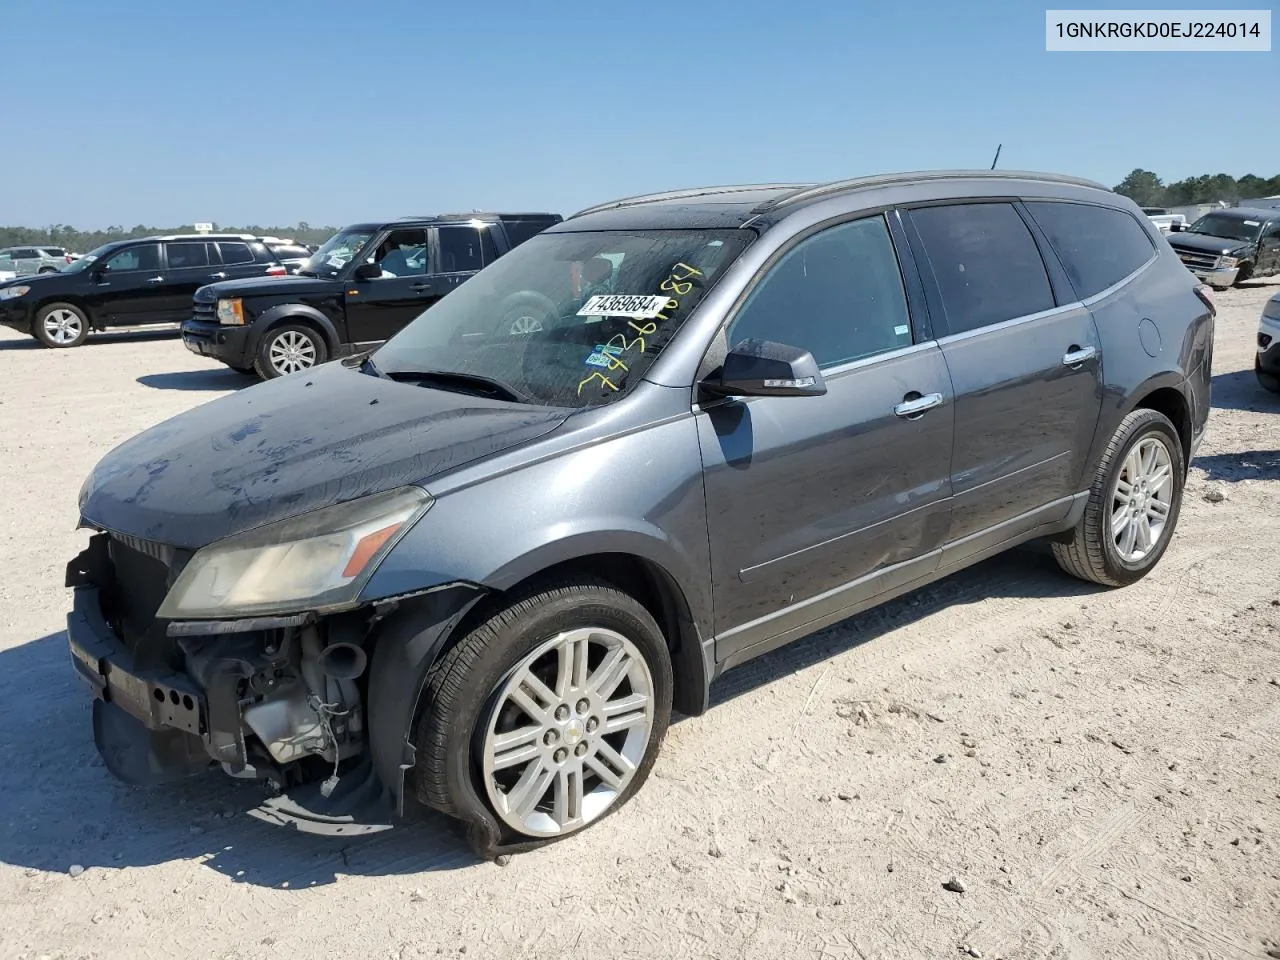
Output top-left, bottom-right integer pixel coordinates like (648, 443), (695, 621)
(4, 0), (1274, 228)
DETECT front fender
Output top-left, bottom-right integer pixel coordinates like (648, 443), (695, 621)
(253, 303), (341, 352)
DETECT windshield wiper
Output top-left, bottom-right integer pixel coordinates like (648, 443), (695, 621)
(382, 369), (534, 404)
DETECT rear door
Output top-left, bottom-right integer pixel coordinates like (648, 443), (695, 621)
(902, 200), (1103, 558)
(159, 241), (219, 321)
(698, 213), (954, 660)
(343, 227), (436, 344)
(213, 240), (274, 280)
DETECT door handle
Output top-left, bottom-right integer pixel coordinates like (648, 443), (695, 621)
(1062, 345), (1097, 367)
(409, 282), (433, 292)
(208, 271), (227, 280)
(146, 276), (164, 284)
(894, 392), (944, 419)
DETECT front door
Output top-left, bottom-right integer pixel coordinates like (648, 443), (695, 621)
(1257, 220), (1280, 276)
(344, 227), (437, 344)
(90, 242), (171, 325)
(697, 214), (955, 662)
(903, 201), (1104, 551)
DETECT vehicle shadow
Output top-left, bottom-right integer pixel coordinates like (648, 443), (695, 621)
(0, 328), (182, 351)
(137, 369), (255, 392)
(709, 541), (1105, 707)
(0, 631), (476, 889)
(1209, 369), (1277, 412)
(1192, 449), (1280, 483)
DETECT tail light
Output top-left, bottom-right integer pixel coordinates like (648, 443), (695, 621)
(265, 264), (287, 276)
(1193, 283), (1215, 317)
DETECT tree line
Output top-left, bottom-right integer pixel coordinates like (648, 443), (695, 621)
(1114, 170), (1280, 208)
(0, 222), (340, 252)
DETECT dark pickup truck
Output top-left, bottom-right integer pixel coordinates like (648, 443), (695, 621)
(1166, 207), (1280, 289)
(181, 212), (561, 378)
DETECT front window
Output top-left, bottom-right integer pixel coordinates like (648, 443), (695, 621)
(369, 229), (753, 408)
(297, 228), (377, 277)
(1186, 214), (1263, 244)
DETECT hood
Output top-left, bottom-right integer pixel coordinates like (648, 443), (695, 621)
(0, 270), (69, 289)
(1168, 231), (1252, 256)
(196, 274), (343, 301)
(80, 361), (570, 548)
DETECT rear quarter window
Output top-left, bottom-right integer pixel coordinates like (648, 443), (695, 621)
(1025, 201), (1156, 299)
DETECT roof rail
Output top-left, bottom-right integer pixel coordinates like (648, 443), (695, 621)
(155, 232), (257, 241)
(757, 169), (1112, 213)
(570, 184), (813, 219)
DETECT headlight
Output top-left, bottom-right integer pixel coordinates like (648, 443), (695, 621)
(216, 298), (245, 325)
(1263, 298), (1280, 322)
(1218, 256), (1239, 268)
(0, 285), (31, 300)
(157, 486), (432, 620)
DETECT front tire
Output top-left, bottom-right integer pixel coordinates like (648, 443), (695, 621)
(254, 323), (327, 379)
(33, 302), (89, 348)
(1052, 409), (1185, 586)
(1257, 357), (1280, 394)
(412, 577), (672, 847)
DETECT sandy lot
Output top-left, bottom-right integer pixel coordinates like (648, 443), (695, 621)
(0, 283), (1277, 960)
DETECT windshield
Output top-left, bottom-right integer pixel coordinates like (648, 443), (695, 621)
(1187, 214), (1263, 244)
(60, 242), (117, 272)
(298, 228), (376, 277)
(370, 228), (753, 408)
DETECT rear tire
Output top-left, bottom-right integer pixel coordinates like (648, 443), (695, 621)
(412, 576), (672, 847)
(33, 302), (89, 348)
(1052, 409), (1185, 587)
(253, 323), (327, 379)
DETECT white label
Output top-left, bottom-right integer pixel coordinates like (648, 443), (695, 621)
(1244, 220), (1261, 226)
(577, 294), (672, 319)
(1046, 9), (1271, 52)
(894, 324), (910, 336)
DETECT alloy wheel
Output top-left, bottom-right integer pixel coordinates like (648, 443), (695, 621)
(268, 330), (318, 375)
(481, 627), (654, 838)
(42, 309), (83, 345)
(1109, 435), (1174, 562)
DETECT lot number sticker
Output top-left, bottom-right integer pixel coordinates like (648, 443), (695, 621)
(577, 294), (673, 319)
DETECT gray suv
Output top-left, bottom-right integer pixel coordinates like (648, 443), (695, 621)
(66, 170), (1214, 857)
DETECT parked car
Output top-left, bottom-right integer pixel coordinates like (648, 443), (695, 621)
(67, 170), (1212, 856)
(1140, 207), (1186, 235)
(1165, 207), (1280, 288)
(0, 234), (288, 347)
(261, 237), (318, 274)
(1258, 293), (1280, 393)
(0, 245), (75, 276)
(180, 212), (562, 378)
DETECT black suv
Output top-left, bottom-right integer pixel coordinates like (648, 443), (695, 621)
(0, 234), (287, 348)
(1166, 207), (1280, 288)
(180, 213), (561, 379)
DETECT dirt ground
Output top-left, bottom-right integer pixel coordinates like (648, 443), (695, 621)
(0, 281), (1277, 960)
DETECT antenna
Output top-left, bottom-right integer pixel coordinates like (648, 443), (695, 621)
(990, 144), (1003, 170)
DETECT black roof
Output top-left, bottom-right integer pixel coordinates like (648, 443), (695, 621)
(1209, 207), (1280, 220)
(339, 213), (561, 231)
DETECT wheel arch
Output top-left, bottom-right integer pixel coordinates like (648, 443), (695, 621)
(253, 304), (341, 354)
(1129, 382), (1192, 469)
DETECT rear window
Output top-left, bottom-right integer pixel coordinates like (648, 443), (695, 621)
(166, 242), (211, 268)
(1026, 201), (1156, 299)
(40, 247), (67, 257)
(502, 217), (559, 248)
(216, 241), (255, 265)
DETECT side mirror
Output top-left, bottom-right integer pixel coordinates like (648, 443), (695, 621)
(1169, 222), (1183, 232)
(92, 263), (111, 278)
(353, 261), (381, 281)
(703, 338), (827, 398)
